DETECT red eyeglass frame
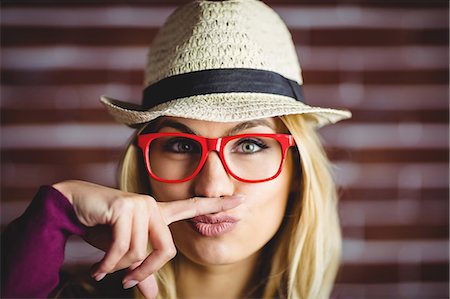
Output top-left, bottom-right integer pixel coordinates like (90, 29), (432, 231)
(137, 132), (296, 183)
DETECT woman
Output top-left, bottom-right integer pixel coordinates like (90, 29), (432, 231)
(2, 1), (351, 298)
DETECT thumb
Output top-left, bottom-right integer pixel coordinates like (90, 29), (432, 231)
(137, 274), (158, 299)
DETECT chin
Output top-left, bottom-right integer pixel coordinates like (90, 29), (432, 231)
(192, 239), (244, 265)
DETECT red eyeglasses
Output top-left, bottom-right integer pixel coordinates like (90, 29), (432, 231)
(137, 132), (295, 183)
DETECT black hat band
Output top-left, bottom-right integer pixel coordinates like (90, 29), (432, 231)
(143, 68), (305, 110)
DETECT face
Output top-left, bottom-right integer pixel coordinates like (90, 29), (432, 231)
(147, 116), (294, 266)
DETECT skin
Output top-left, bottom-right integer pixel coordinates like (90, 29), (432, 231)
(53, 116), (294, 299)
(149, 117), (293, 298)
(53, 180), (243, 298)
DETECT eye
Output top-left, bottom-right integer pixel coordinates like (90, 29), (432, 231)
(164, 138), (200, 154)
(232, 138), (268, 154)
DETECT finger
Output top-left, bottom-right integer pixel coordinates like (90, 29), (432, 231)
(138, 274), (158, 299)
(123, 213), (176, 284)
(92, 212), (132, 278)
(159, 194), (244, 225)
(114, 209), (149, 271)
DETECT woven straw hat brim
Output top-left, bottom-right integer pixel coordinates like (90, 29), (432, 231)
(100, 93), (352, 128)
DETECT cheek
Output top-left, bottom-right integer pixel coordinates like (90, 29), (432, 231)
(244, 152), (293, 227)
(241, 171), (291, 242)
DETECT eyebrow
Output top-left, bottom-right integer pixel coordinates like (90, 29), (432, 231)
(227, 119), (276, 135)
(154, 119), (197, 134)
(153, 118), (276, 136)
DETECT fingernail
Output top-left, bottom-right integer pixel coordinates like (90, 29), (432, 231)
(123, 280), (139, 289)
(93, 272), (106, 281)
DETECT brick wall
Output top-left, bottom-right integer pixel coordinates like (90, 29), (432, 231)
(1, 1), (448, 298)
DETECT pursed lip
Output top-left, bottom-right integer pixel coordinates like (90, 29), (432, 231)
(189, 214), (239, 237)
(190, 214), (239, 224)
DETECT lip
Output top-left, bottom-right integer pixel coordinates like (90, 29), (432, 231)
(189, 214), (239, 237)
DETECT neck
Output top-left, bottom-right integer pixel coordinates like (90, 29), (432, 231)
(175, 251), (264, 299)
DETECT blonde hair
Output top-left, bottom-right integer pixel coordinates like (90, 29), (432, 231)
(118, 114), (341, 299)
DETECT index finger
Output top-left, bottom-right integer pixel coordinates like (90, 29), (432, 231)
(158, 195), (244, 225)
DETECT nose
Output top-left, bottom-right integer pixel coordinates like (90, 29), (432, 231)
(192, 151), (235, 198)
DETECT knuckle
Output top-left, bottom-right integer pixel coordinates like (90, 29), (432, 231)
(190, 197), (200, 205)
(100, 260), (115, 272)
(114, 241), (130, 255)
(164, 244), (177, 260)
(189, 197), (202, 217)
(132, 248), (147, 261)
(112, 198), (134, 212)
(146, 196), (158, 210)
(126, 255), (143, 265)
(96, 264), (108, 273)
(134, 270), (152, 282)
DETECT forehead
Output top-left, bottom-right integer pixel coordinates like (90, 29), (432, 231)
(142, 116), (286, 136)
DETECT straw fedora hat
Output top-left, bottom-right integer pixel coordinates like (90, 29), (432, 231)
(100, 0), (351, 128)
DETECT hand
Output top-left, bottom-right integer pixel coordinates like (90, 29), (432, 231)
(52, 180), (243, 298)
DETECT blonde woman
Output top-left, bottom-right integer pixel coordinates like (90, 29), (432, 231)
(2, 1), (351, 298)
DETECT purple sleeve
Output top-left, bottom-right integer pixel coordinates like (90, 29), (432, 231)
(1, 185), (88, 298)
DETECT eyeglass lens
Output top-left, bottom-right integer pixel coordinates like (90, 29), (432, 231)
(148, 135), (283, 181)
